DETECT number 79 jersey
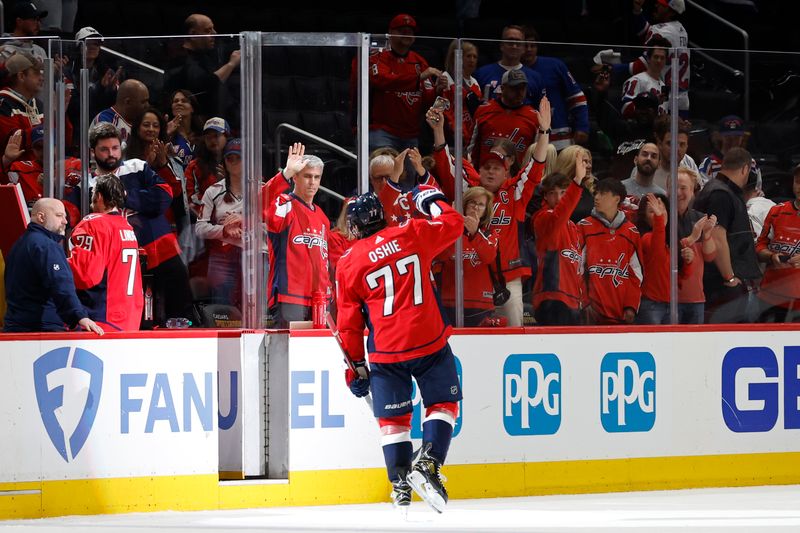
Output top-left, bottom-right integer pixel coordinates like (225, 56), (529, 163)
(68, 212), (144, 331)
(335, 202), (464, 364)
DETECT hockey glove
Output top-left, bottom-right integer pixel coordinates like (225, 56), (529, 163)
(412, 185), (447, 217)
(345, 360), (370, 398)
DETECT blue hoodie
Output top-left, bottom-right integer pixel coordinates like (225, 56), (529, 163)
(3, 223), (88, 332)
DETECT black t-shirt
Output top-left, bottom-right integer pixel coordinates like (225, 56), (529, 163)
(699, 173), (741, 231)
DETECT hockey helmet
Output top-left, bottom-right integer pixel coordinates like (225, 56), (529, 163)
(346, 192), (386, 239)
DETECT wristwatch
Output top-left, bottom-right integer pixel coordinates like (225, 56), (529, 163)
(538, 128), (551, 135)
(725, 275), (736, 284)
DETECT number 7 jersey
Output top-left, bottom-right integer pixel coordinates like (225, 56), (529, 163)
(68, 211), (144, 331)
(335, 202), (464, 364)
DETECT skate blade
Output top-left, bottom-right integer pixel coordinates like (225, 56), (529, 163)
(407, 471), (445, 514)
(393, 503), (409, 519)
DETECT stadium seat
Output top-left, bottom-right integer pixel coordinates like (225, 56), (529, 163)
(263, 77), (296, 110)
(294, 76), (332, 112)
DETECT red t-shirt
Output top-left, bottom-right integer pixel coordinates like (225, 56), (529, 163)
(68, 211), (144, 331)
(335, 201), (463, 364)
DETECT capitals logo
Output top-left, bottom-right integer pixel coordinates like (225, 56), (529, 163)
(560, 248), (581, 264)
(587, 253), (630, 288)
(33, 347), (103, 462)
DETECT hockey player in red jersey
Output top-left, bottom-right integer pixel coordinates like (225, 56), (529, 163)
(578, 178), (643, 324)
(335, 187), (463, 514)
(68, 174), (144, 331)
(265, 143), (330, 327)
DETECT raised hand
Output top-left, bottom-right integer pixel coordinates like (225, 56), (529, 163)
(3, 129), (24, 164)
(391, 149), (409, 183)
(165, 113), (181, 138)
(574, 149), (588, 184)
(407, 147), (425, 177)
(283, 143), (306, 178)
(535, 95), (552, 132)
(646, 193), (666, 218)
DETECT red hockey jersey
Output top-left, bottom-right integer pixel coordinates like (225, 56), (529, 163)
(433, 146), (544, 280)
(468, 99), (539, 169)
(532, 181), (584, 310)
(378, 171), (438, 227)
(578, 212), (642, 324)
(266, 187), (331, 308)
(354, 48), (436, 139)
(437, 228), (498, 311)
(335, 202), (463, 364)
(68, 211), (144, 331)
(756, 201), (800, 307)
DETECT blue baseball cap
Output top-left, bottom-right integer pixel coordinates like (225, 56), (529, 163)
(223, 138), (241, 157)
(31, 125), (44, 145)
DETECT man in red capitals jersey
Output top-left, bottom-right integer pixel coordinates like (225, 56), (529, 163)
(532, 151), (589, 325)
(266, 143), (330, 327)
(467, 69), (539, 168)
(68, 174), (143, 331)
(755, 167), (800, 322)
(578, 178), (642, 324)
(429, 96), (551, 326)
(335, 187), (463, 514)
(351, 13), (440, 152)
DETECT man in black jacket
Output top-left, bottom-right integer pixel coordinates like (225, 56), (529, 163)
(694, 147), (761, 323)
(3, 198), (104, 334)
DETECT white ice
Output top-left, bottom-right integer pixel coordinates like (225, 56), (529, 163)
(2, 484), (800, 533)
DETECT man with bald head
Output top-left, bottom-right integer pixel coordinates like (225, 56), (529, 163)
(89, 79), (150, 146)
(3, 198), (104, 334)
(164, 13), (241, 120)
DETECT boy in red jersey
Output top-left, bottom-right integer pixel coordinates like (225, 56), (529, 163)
(335, 187), (463, 514)
(69, 174), (144, 331)
(578, 178), (643, 324)
(755, 167), (800, 322)
(532, 151), (589, 325)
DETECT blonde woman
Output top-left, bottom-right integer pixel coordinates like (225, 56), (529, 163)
(438, 186), (499, 326)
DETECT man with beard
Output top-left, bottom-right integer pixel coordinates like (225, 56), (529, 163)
(622, 142), (665, 200)
(89, 122), (194, 327)
(3, 198), (103, 334)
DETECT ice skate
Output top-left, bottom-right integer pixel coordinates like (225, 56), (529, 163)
(407, 443), (448, 513)
(390, 477), (412, 517)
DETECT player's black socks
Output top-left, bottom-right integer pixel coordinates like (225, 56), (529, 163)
(383, 441), (413, 482)
(422, 419), (453, 464)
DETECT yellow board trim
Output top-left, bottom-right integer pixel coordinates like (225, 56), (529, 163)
(3, 453), (800, 519)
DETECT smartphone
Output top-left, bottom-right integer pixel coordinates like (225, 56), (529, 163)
(432, 96), (450, 111)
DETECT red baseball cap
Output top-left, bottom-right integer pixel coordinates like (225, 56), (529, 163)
(388, 14), (417, 31)
(483, 150), (509, 169)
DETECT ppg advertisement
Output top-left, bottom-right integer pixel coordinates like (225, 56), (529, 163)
(0, 338), (218, 481)
(285, 331), (800, 471)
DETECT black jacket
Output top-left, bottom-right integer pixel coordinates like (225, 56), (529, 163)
(3, 223), (87, 332)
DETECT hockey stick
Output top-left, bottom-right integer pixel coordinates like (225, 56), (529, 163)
(325, 311), (373, 410)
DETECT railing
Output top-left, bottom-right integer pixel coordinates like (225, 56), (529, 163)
(686, 0), (750, 121)
(274, 123), (353, 202)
